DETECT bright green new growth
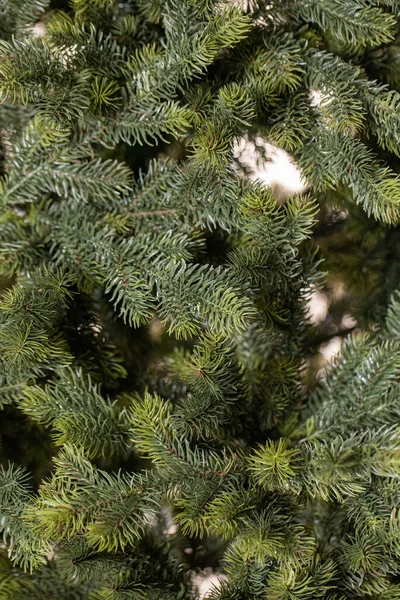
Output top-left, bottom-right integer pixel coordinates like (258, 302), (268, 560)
(1, 0), (400, 599)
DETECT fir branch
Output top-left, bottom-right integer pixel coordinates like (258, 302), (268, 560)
(0, 0), (49, 40)
(19, 368), (132, 458)
(0, 464), (49, 571)
(300, 0), (396, 47)
(26, 445), (155, 553)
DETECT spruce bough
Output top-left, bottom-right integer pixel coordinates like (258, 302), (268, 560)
(1, 1), (400, 599)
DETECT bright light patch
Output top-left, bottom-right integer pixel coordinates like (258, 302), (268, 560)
(233, 136), (307, 196)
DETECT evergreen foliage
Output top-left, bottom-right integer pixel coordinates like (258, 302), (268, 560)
(1, 1), (400, 599)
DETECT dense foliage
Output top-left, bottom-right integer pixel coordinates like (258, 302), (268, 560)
(1, 1), (400, 598)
